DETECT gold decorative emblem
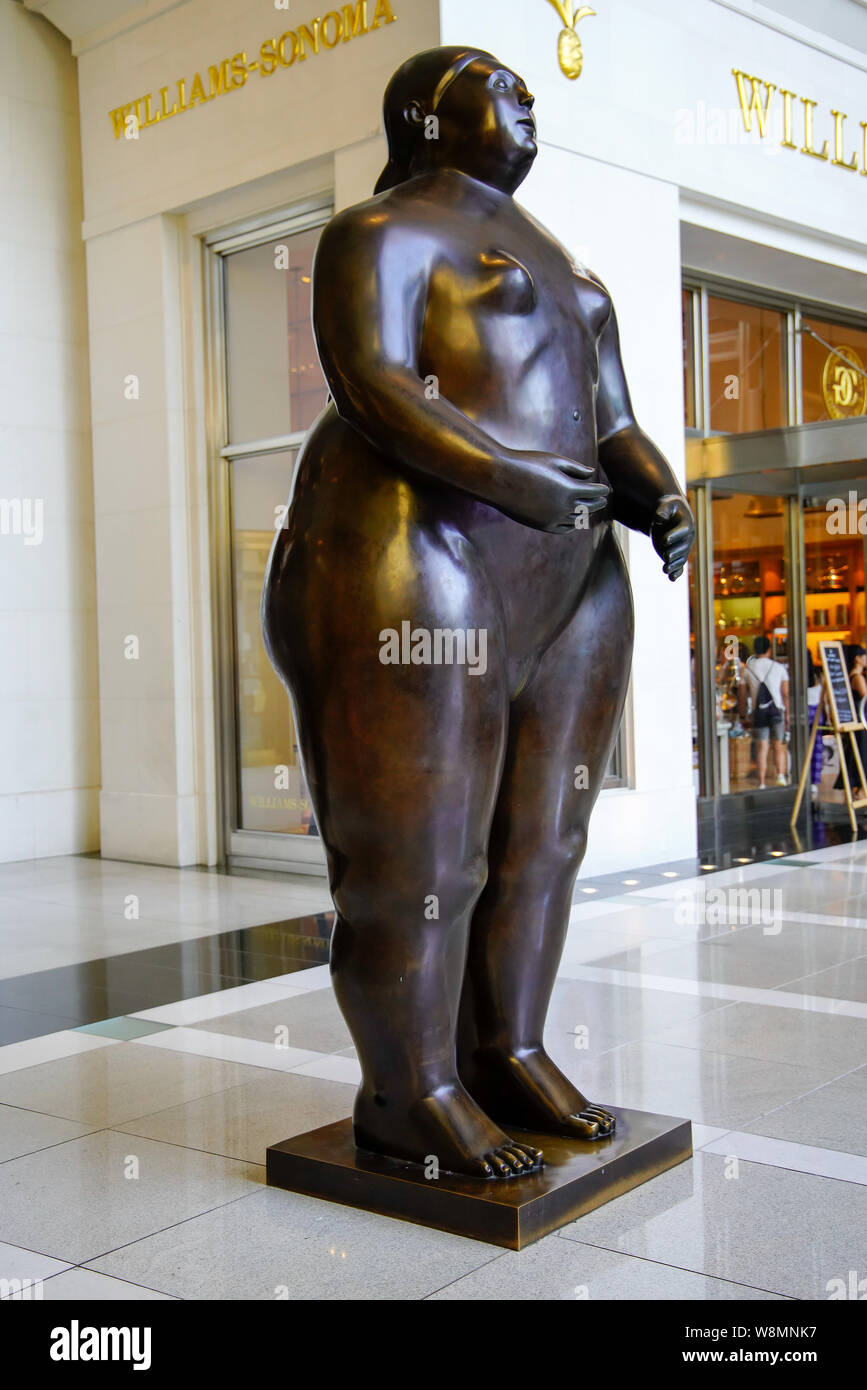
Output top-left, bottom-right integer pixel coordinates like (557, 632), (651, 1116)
(545, 2), (596, 79)
(822, 346), (867, 419)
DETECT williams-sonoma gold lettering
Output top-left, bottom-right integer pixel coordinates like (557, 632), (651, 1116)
(107, 1), (397, 139)
(732, 68), (866, 177)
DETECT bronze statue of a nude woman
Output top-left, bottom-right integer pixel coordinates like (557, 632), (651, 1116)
(263, 46), (694, 1179)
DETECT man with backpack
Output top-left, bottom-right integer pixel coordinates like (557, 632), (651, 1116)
(745, 635), (790, 789)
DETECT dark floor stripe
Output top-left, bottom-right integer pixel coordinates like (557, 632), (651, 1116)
(0, 912), (334, 1044)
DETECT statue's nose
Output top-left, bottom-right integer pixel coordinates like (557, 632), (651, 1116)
(519, 88), (535, 110)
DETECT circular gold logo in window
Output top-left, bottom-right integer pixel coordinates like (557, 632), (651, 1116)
(822, 346), (867, 419)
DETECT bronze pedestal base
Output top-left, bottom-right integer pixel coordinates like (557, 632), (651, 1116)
(266, 1107), (692, 1250)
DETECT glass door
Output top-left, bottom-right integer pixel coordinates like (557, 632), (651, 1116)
(692, 487), (807, 802)
(209, 205), (331, 870)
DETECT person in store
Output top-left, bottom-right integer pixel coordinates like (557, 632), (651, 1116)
(745, 635), (790, 788)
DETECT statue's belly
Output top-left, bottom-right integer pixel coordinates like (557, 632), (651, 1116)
(281, 409), (606, 679)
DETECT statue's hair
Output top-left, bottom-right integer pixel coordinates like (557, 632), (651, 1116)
(374, 46), (498, 194)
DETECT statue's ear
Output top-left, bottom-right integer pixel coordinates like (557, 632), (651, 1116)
(403, 100), (426, 127)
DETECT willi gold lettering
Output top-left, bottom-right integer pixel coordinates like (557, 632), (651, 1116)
(732, 68), (866, 176)
(108, 1), (397, 139)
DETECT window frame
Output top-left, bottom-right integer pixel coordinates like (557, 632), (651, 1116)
(682, 276), (867, 437)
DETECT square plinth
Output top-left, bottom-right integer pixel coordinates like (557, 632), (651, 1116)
(266, 1107), (692, 1250)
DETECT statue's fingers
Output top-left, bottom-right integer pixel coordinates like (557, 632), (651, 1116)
(660, 521), (693, 550)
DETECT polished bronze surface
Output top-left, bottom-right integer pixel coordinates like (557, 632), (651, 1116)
(262, 46), (694, 1181)
(267, 1110), (693, 1249)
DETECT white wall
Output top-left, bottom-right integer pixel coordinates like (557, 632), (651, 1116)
(0, 0), (99, 862)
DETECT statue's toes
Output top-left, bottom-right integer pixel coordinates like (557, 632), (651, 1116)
(566, 1113), (600, 1139)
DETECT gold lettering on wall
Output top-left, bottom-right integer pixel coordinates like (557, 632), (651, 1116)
(732, 68), (866, 178)
(800, 97), (829, 160)
(107, 1), (397, 139)
(830, 110), (858, 171)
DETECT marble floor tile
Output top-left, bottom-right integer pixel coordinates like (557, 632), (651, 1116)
(691, 1124), (732, 1149)
(86, 1186), (502, 1300)
(560, 963), (867, 1018)
(0, 1003), (84, 1045)
(289, 1054), (362, 1085)
(701, 1130), (867, 1185)
(35, 1268), (178, 1300)
(637, 863), (800, 898)
(594, 920), (867, 990)
(75, 1017), (174, 1040)
(0, 1103), (96, 1163)
(558, 1151), (867, 1300)
(649, 1001), (867, 1081)
(265, 964), (332, 991)
(188, 991), (353, 1054)
(115, 1070), (355, 1163)
(131, 1027), (319, 1073)
(741, 1066), (867, 1157)
(130, 980), (305, 1025)
(0, 1030), (119, 1078)
(12, 876), (331, 929)
(559, 1039), (832, 1130)
(542, 977), (725, 1057)
(0, 1039), (263, 1126)
(0, 1129), (261, 1265)
(0, 1240), (70, 1290)
(427, 1233), (787, 1300)
(781, 956), (867, 1003)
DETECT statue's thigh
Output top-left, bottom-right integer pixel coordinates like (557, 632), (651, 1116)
(287, 557), (511, 870)
(493, 533), (634, 844)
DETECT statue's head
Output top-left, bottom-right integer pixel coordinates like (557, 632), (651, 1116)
(375, 47), (537, 196)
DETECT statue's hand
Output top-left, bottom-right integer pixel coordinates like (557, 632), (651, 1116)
(650, 494), (694, 581)
(504, 452), (611, 533)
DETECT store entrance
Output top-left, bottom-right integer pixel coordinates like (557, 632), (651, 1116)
(688, 463), (867, 822)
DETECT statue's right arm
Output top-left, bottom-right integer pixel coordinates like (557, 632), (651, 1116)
(311, 210), (607, 531)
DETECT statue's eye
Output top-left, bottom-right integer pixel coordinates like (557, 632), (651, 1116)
(492, 75), (510, 90)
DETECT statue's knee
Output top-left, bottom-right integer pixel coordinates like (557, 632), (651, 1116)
(551, 822), (589, 873)
(333, 849), (487, 927)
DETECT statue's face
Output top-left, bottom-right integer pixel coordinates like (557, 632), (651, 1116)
(433, 58), (537, 193)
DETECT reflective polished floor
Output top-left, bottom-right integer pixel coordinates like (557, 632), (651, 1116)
(0, 845), (865, 1300)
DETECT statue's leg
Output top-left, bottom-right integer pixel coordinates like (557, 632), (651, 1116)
(458, 530), (634, 1140)
(271, 539), (542, 1179)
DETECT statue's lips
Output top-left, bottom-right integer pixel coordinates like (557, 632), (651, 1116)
(517, 119), (537, 137)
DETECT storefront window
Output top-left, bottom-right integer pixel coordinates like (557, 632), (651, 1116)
(801, 316), (867, 424)
(225, 226), (325, 444)
(707, 296), (787, 434)
(711, 492), (790, 793)
(804, 498), (866, 662)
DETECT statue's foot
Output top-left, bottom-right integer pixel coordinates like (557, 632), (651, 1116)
(354, 1081), (543, 1180)
(461, 1043), (616, 1140)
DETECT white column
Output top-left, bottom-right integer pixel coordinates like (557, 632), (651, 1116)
(86, 214), (215, 864)
(0, 2), (99, 862)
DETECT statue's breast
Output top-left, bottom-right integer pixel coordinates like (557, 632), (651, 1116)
(475, 249), (536, 315)
(429, 249), (536, 320)
(570, 268), (612, 335)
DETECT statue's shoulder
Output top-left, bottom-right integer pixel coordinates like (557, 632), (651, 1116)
(319, 185), (431, 252)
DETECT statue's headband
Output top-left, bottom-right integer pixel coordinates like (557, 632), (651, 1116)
(430, 53), (481, 113)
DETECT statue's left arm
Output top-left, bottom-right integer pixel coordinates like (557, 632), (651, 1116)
(594, 292), (695, 582)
